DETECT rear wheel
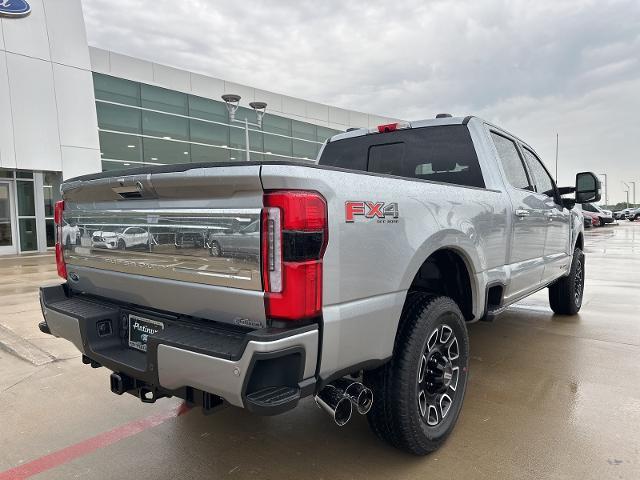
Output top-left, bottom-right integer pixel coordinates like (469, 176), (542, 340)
(364, 294), (469, 455)
(549, 247), (584, 315)
(117, 239), (126, 250)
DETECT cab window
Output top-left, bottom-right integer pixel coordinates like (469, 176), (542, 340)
(521, 147), (555, 198)
(490, 132), (532, 191)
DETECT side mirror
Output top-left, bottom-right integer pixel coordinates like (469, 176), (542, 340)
(575, 172), (601, 203)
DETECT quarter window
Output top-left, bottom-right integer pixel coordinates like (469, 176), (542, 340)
(490, 132), (531, 190)
(521, 147), (555, 198)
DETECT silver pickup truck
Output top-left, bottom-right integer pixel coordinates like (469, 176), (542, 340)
(39, 115), (600, 455)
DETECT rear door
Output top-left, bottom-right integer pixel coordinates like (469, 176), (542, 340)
(520, 146), (571, 283)
(490, 131), (546, 302)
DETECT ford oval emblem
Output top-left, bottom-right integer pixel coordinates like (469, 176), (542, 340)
(0, 0), (31, 17)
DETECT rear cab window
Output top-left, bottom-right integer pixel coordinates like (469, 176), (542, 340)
(319, 125), (485, 188)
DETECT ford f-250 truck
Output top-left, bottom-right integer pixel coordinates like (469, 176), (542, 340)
(39, 115), (600, 455)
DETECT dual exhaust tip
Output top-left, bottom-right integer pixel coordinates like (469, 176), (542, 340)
(315, 378), (373, 426)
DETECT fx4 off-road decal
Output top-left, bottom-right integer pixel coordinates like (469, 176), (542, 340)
(345, 201), (399, 224)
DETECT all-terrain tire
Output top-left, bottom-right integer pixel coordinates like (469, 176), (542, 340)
(364, 293), (470, 455)
(548, 247), (584, 315)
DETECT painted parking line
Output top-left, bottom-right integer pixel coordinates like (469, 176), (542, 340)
(0, 403), (190, 480)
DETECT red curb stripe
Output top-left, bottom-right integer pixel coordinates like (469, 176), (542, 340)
(0, 403), (190, 480)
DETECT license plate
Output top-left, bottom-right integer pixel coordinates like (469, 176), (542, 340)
(128, 314), (164, 352)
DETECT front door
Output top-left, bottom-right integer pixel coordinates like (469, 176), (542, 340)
(0, 181), (17, 255)
(520, 146), (572, 283)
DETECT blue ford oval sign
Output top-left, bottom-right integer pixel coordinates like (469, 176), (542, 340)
(0, 0), (31, 17)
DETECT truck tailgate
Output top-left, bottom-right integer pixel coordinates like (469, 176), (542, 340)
(60, 165), (266, 327)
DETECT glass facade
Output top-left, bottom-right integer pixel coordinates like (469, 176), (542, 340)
(94, 73), (342, 171)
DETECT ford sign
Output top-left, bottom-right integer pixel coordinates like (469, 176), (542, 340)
(0, 0), (31, 17)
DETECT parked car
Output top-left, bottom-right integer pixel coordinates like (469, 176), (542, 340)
(581, 203), (613, 226)
(207, 219), (260, 257)
(614, 208), (631, 220)
(627, 208), (640, 221)
(581, 210), (601, 227)
(91, 226), (150, 250)
(40, 115), (600, 455)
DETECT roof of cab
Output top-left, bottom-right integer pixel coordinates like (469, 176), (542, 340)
(327, 116), (472, 143)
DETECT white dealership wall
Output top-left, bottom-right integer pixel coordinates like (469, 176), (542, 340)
(0, 0), (101, 180)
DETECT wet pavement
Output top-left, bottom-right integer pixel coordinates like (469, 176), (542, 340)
(1, 223), (639, 479)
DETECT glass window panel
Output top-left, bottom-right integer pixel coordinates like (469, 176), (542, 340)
(263, 115), (292, 136)
(143, 138), (191, 165)
(522, 147), (555, 197)
(102, 160), (140, 172)
(264, 153), (295, 162)
(292, 120), (317, 141)
(45, 219), (55, 247)
(190, 119), (229, 146)
(99, 131), (142, 162)
(248, 152), (263, 161)
(142, 111), (188, 140)
(19, 218), (37, 251)
(191, 144), (231, 163)
(17, 180), (35, 217)
(141, 84), (188, 115)
(293, 139), (320, 160)
(317, 126), (340, 142)
(0, 169), (13, 178)
(264, 134), (292, 157)
(491, 132), (531, 190)
(93, 73), (140, 106)
(189, 96), (228, 123)
(230, 127), (263, 152)
(96, 103), (141, 134)
(43, 172), (62, 217)
(16, 171), (33, 179)
(0, 183), (11, 246)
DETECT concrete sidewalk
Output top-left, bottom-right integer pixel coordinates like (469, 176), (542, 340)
(0, 254), (78, 366)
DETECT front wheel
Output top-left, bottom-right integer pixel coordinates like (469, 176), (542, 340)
(548, 247), (584, 315)
(598, 217), (605, 227)
(364, 294), (469, 455)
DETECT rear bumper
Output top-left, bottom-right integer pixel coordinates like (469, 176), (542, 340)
(39, 285), (318, 413)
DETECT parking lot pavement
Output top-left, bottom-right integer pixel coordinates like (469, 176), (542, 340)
(1, 223), (639, 479)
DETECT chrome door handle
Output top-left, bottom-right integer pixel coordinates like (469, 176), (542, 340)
(515, 209), (530, 217)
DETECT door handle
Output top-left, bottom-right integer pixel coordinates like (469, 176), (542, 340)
(515, 209), (530, 217)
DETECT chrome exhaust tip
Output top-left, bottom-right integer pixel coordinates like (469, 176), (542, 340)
(315, 385), (353, 426)
(333, 378), (374, 415)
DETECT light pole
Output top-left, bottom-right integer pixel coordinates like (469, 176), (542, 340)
(599, 173), (608, 207)
(623, 181), (631, 208)
(630, 181), (637, 206)
(221, 94), (267, 161)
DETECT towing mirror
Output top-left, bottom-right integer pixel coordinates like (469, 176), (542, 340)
(575, 172), (601, 203)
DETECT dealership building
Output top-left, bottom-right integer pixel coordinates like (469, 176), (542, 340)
(0, 0), (396, 255)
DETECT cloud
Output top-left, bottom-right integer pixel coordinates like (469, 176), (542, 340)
(81, 0), (640, 203)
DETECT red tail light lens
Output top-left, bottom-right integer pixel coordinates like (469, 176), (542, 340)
(54, 200), (67, 279)
(262, 190), (328, 321)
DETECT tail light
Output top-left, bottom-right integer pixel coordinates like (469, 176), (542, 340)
(54, 200), (67, 279)
(262, 190), (328, 321)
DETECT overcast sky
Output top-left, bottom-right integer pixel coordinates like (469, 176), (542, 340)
(82, 0), (640, 204)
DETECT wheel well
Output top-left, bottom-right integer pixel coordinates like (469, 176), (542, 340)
(408, 249), (474, 321)
(575, 232), (584, 251)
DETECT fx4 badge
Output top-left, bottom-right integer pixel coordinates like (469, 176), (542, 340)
(345, 201), (399, 223)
